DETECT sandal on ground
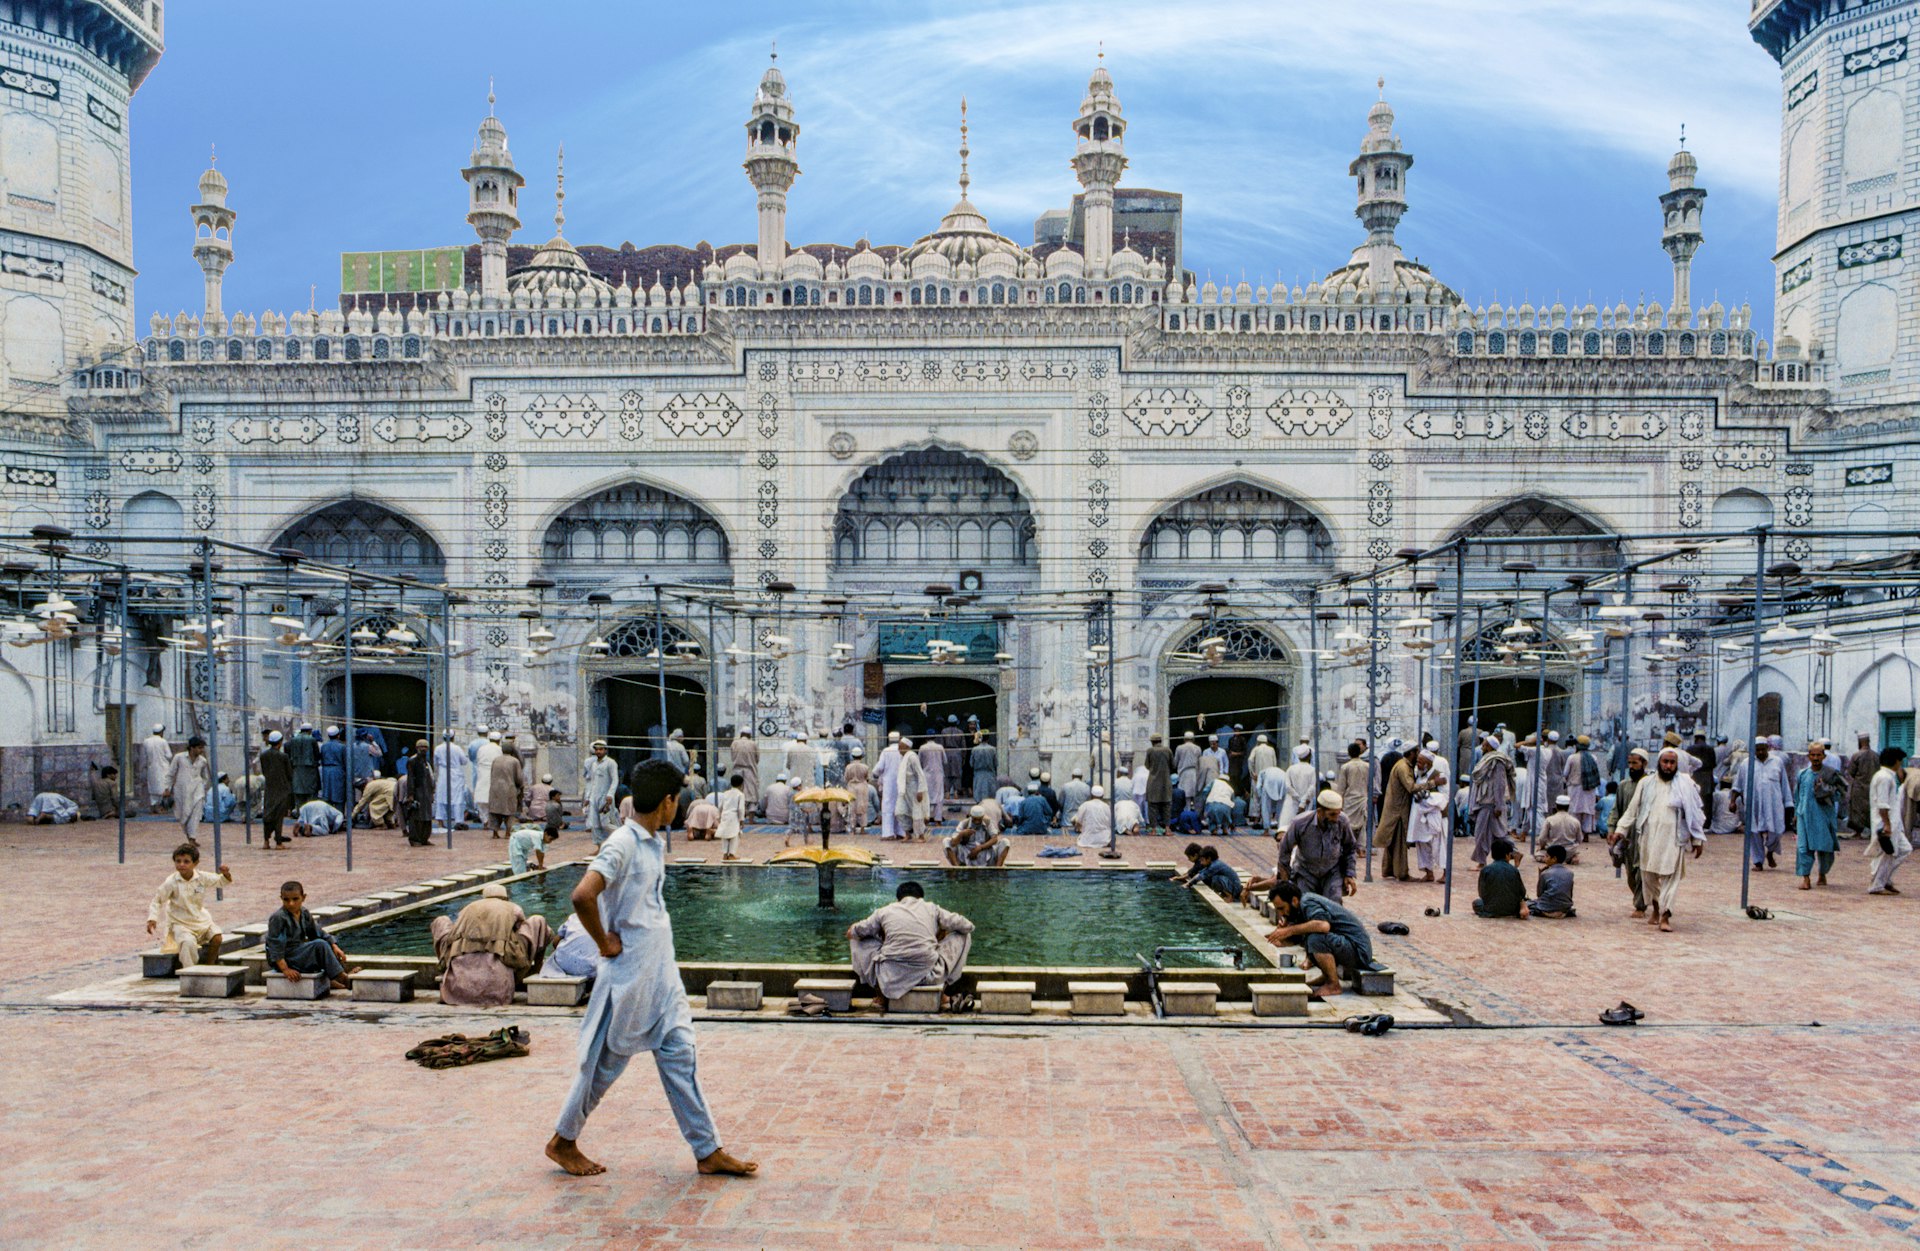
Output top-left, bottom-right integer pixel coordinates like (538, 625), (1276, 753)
(1376, 921), (1410, 936)
(1423, 907), (1441, 917)
(1745, 905), (1772, 921)
(947, 992), (977, 1013)
(1359, 1013), (1395, 1036)
(1599, 1000), (1644, 1026)
(786, 993), (829, 1018)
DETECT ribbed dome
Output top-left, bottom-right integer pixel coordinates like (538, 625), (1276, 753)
(508, 235), (613, 297)
(1321, 254), (1457, 302)
(197, 165), (228, 202)
(899, 198), (1028, 268)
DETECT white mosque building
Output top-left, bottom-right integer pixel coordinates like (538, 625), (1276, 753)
(1, 0), (1917, 803)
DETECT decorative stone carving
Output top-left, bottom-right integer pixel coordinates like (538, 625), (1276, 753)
(0, 66), (59, 99)
(757, 480), (779, 528)
(618, 389), (645, 440)
(1125, 388), (1211, 437)
(86, 94), (121, 130)
(83, 491), (109, 528)
(120, 449), (182, 475)
(658, 392), (741, 437)
(1843, 37), (1906, 74)
(1678, 411), (1705, 441)
(756, 393), (779, 439)
(484, 452), (508, 472)
(1678, 482), (1703, 528)
(1522, 409), (1549, 441)
(4, 465), (56, 488)
(1366, 385), (1393, 440)
(1561, 410), (1668, 441)
(1845, 462), (1893, 487)
(336, 413), (361, 443)
(1, 252), (63, 282)
(1087, 391), (1111, 438)
(789, 360), (844, 383)
(484, 392), (508, 441)
(1838, 236), (1901, 269)
(1404, 409), (1512, 440)
(952, 360), (1012, 383)
(192, 485), (216, 531)
(1784, 486), (1813, 526)
(1020, 361), (1077, 382)
(1007, 430), (1038, 460)
(228, 415), (325, 445)
(1714, 443), (1776, 472)
(1367, 481), (1392, 527)
(372, 413), (473, 443)
(522, 393), (603, 439)
(482, 482), (509, 529)
(1266, 388), (1352, 437)
(853, 361), (913, 383)
(826, 431), (856, 460)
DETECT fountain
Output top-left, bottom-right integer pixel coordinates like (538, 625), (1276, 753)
(773, 785), (868, 907)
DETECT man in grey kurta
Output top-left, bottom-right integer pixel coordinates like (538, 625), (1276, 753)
(1845, 733), (1878, 836)
(581, 739), (620, 845)
(847, 881), (975, 1006)
(1734, 739), (1793, 868)
(1174, 732), (1202, 811)
(547, 759), (756, 1180)
(1469, 736), (1515, 867)
(729, 731), (760, 812)
(1145, 735), (1174, 829)
(969, 736), (996, 802)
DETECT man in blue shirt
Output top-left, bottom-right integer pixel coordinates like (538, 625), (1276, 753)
(1265, 880), (1377, 999)
(1185, 846), (1242, 898)
(1012, 783), (1052, 837)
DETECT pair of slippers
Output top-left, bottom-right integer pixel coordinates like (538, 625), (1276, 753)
(1343, 1012), (1395, 1036)
(786, 993), (833, 1018)
(947, 992), (977, 1013)
(1599, 1000), (1645, 1026)
(1376, 920), (1411, 936)
(1746, 904), (1772, 921)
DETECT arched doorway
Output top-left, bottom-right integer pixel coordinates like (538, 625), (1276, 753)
(1161, 620), (1292, 791)
(1169, 676), (1285, 742)
(587, 617), (711, 780)
(832, 446), (1038, 593)
(1456, 622), (1576, 740)
(322, 673), (429, 768)
(1449, 495), (1618, 574)
(1458, 676), (1570, 742)
(884, 675), (996, 741)
(273, 499), (445, 579)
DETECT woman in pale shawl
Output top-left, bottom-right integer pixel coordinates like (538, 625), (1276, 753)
(430, 883), (554, 1006)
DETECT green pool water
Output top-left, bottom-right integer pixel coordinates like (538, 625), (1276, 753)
(336, 865), (1255, 968)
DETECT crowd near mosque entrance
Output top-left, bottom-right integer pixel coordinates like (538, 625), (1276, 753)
(883, 674), (998, 742)
(321, 673), (430, 759)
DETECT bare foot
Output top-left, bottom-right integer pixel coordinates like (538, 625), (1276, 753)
(1631, 909), (1646, 920)
(1799, 878), (1812, 890)
(546, 1134), (606, 1176)
(1658, 917), (1672, 932)
(1310, 984), (1346, 1000)
(1817, 875), (1828, 887)
(329, 977), (351, 991)
(697, 1148), (759, 1177)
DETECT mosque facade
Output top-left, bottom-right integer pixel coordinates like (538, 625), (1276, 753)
(1, 0), (1918, 802)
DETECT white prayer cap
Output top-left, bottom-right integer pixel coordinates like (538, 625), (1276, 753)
(488, 730), (501, 741)
(300, 723), (313, 732)
(1547, 730), (1561, 742)
(671, 729), (685, 739)
(1041, 771), (1053, 783)
(326, 726), (340, 737)
(775, 773), (788, 782)
(152, 722), (165, 734)
(900, 737), (913, 748)
(888, 731), (900, 742)
(1627, 746), (1649, 761)
(1029, 766), (1042, 777)
(590, 739), (607, 750)
(541, 773), (553, 784)
(1294, 745), (1312, 760)
(267, 730), (283, 743)
(1256, 735), (1268, 744)
(444, 730), (457, 740)
(850, 745), (863, 757)
(1386, 737), (1405, 751)
(1071, 767), (1083, 777)
(1090, 785), (1106, 798)
(1317, 789), (1343, 809)
(1857, 729), (1871, 739)
(1554, 794), (1570, 806)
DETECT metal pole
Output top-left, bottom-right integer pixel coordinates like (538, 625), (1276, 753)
(1363, 577), (1379, 882)
(1529, 587), (1553, 854)
(200, 540), (222, 895)
(653, 582), (670, 763)
(746, 611), (759, 744)
(1741, 530), (1767, 911)
(343, 575), (355, 874)
(706, 598), (719, 797)
(237, 581), (253, 848)
(1105, 591), (1119, 796)
(441, 592), (454, 850)
(1308, 588), (1323, 775)
(1444, 538), (1467, 914)
(116, 570), (130, 865)
(1618, 570), (1635, 757)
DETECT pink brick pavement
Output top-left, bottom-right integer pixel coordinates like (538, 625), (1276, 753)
(4, 817), (1918, 1247)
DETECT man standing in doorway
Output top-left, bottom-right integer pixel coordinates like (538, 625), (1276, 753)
(1845, 731), (1878, 838)
(1144, 734), (1174, 832)
(582, 739), (620, 846)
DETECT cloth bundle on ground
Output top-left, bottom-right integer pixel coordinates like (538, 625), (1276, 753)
(405, 1026), (531, 1069)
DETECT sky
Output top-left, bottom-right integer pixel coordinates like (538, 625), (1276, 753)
(130, 1), (1784, 330)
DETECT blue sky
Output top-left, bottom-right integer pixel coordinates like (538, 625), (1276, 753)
(131, 1), (1783, 330)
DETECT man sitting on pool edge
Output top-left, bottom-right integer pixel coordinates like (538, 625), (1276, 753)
(847, 881), (976, 1012)
(944, 806), (1009, 867)
(1264, 881), (1379, 1000)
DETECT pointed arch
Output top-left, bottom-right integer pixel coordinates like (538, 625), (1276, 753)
(1446, 494), (1620, 571)
(542, 481), (731, 572)
(831, 445), (1038, 585)
(1136, 477), (1335, 571)
(272, 499), (446, 577)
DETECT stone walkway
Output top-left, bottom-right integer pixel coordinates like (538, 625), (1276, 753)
(5, 816), (1918, 1247)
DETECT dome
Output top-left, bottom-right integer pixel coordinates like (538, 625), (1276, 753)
(759, 63), (786, 99)
(197, 165), (228, 203)
(473, 113), (510, 164)
(1368, 98), (1394, 131)
(1321, 253), (1459, 303)
(1667, 146), (1698, 189)
(508, 235), (613, 298)
(899, 197), (1029, 269)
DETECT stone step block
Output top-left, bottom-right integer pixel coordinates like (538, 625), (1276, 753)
(264, 971), (328, 1000)
(887, 985), (941, 1013)
(1356, 967), (1396, 996)
(141, 949), (180, 979)
(794, 977), (855, 1013)
(906, 860), (941, 868)
(1069, 981), (1127, 1016)
(673, 856), (709, 864)
(177, 964), (246, 998)
(525, 975), (592, 1006)
(705, 981), (763, 1011)
(1004, 860), (1037, 867)
(349, 969), (416, 1003)
(1249, 983), (1311, 1017)
(1144, 861), (1179, 870)
(1095, 860), (1130, 868)
(1161, 982), (1220, 1016)
(977, 980), (1035, 1014)
(308, 905), (352, 926)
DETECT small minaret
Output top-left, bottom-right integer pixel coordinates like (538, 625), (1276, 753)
(1348, 80), (1413, 293)
(1071, 48), (1127, 278)
(743, 47), (799, 282)
(1661, 130), (1706, 318)
(190, 147), (234, 323)
(463, 84), (524, 301)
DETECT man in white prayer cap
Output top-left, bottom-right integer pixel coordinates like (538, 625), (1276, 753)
(1280, 744), (1317, 829)
(141, 723), (173, 813)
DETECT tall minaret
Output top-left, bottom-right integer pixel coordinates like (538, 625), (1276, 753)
(743, 48), (800, 282)
(1071, 49), (1127, 278)
(1660, 131), (1706, 318)
(1348, 80), (1413, 293)
(462, 85), (524, 302)
(190, 149), (235, 323)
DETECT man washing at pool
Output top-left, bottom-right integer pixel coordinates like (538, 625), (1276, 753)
(546, 758), (757, 1181)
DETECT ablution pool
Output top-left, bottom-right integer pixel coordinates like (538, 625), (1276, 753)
(335, 863), (1254, 969)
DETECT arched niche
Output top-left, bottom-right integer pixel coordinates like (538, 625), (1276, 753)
(273, 500), (446, 578)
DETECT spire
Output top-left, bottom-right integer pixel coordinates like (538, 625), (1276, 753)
(554, 143), (565, 236)
(487, 76), (495, 116)
(191, 149), (235, 321)
(744, 48), (800, 280)
(1661, 129), (1706, 316)
(464, 87), (524, 300)
(1072, 56), (1127, 276)
(958, 96), (971, 202)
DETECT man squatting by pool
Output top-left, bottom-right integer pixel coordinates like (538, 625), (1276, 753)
(545, 758), (758, 1179)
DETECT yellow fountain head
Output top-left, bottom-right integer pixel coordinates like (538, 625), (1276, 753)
(792, 786), (855, 806)
(766, 845), (878, 867)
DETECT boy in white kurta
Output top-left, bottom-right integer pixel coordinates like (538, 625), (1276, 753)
(146, 842), (233, 966)
(1868, 750), (1912, 895)
(546, 759), (756, 1180)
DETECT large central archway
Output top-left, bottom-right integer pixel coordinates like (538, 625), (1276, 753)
(585, 617), (711, 780)
(1448, 495), (1618, 574)
(1139, 479), (1334, 573)
(832, 446), (1037, 592)
(1161, 619), (1293, 791)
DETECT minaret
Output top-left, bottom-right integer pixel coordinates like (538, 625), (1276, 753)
(190, 148), (235, 323)
(743, 47), (800, 282)
(462, 84), (524, 302)
(1348, 80), (1413, 293)
(1660, 130), (1706, 318)
(1071, 48), (1128, 278)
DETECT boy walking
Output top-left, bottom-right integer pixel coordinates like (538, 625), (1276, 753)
(146, 842), (232, 967)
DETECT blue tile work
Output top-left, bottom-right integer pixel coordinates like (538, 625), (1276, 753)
(1558, 1035), (1920, 1241)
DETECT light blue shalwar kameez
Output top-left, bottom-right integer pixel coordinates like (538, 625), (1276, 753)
(553, 819), (720, 1159)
